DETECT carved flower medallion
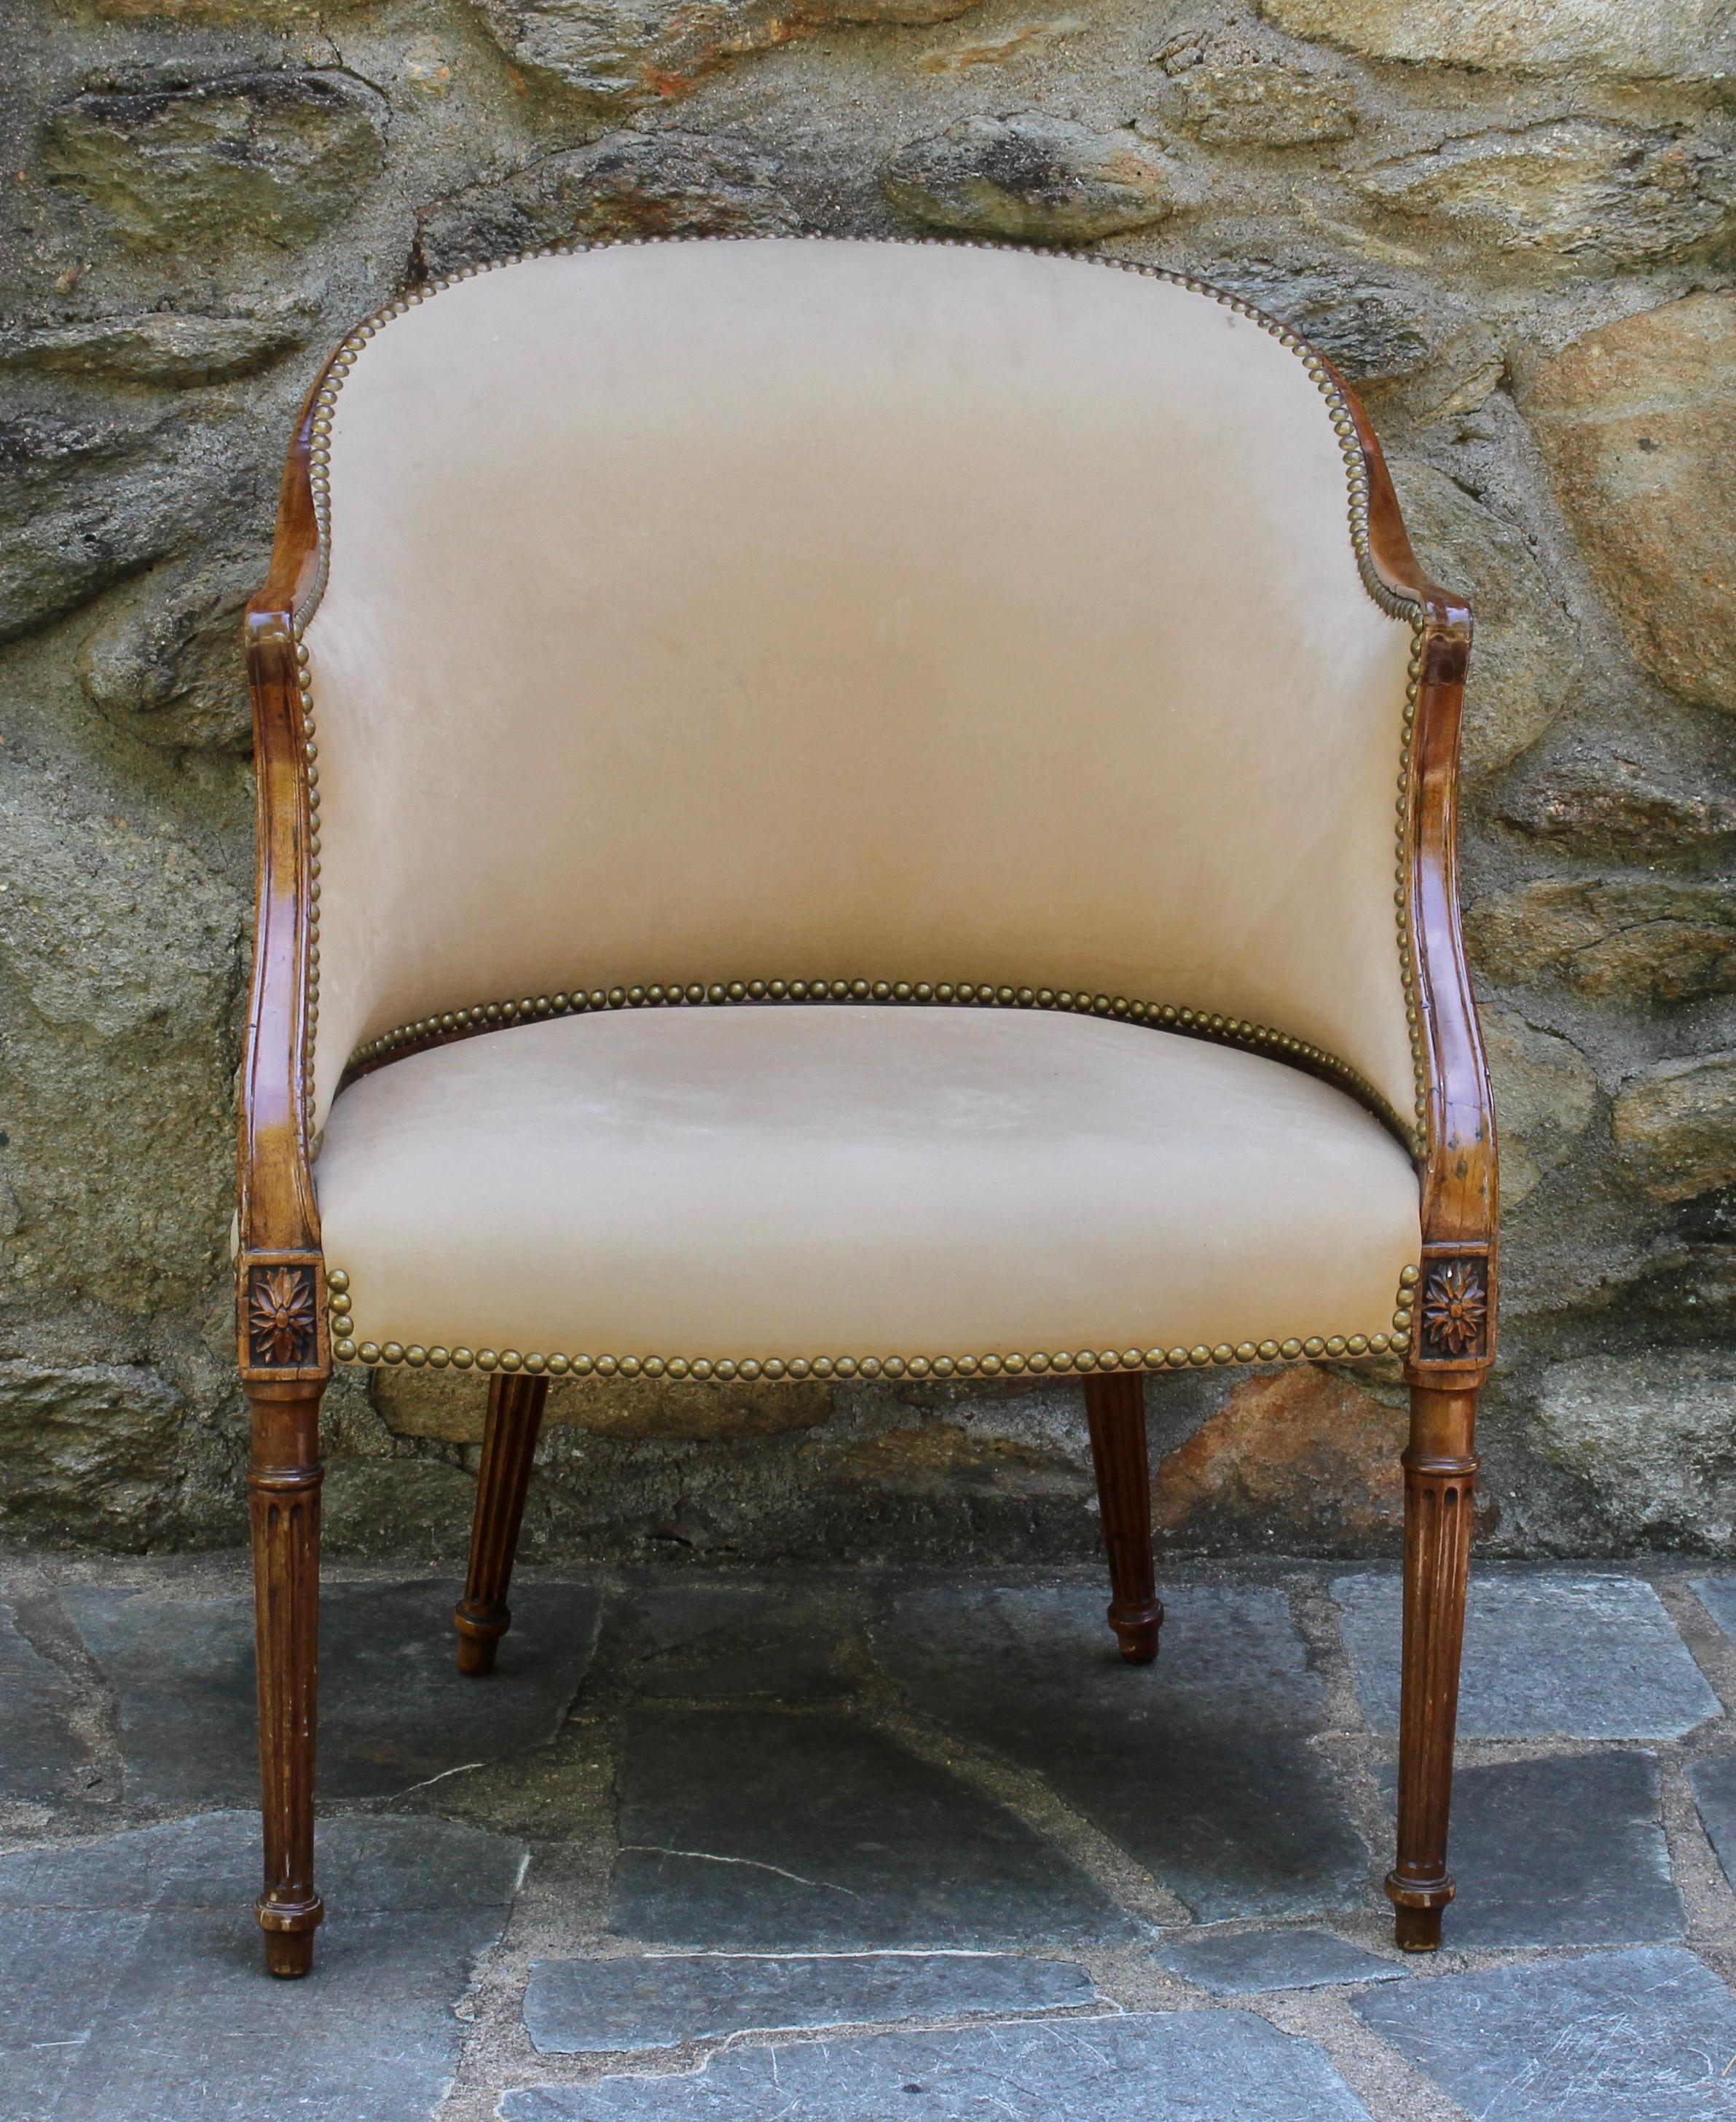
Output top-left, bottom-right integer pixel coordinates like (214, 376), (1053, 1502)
(1420, 1259), (1487, 1359)
(250, 1265), (318, 1367)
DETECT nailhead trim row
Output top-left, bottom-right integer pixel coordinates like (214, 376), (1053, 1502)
(345, 978), (1412, 1150)
(288, 235), (1431, 1155)
(321, 1266), (1422, 1379)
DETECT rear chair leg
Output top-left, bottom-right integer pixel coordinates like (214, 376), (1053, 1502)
(1387, 1384), (1479, 1951)
(249, 1383), (324, 1978)
(1083, 1372), (1163, 1664)
(454, 1373), (550, 1675)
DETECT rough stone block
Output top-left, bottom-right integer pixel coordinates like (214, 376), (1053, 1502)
(611, 1705), (1139, 1949)
(1334, 1571), (1719, 1738)
(1615, 1057), (1736, 1205)
(1351, 120), (1735, 267)
(1385, 1751), (1682, 1950)
(0, 313), (306, 386)
(1480, 1011), (1598, 1206)
(1354, 1944), (1736, 2121)
(525, 1951), (1096, 2053)
(503, 2008), (1377, 2120)
(1262, 0), (1736, 81)
(1688, 1753), (1736, 1890)
(41, 72), (387, 251)
(1515, 292), (1736, 716)
(0, 1595), (90, 1798)
(1155, 1927), (1404, 1995)
(1537, 1354), (1736, 1549)
(1465, 878), (1736, 1005)
(63, 1578), (601, 1802)
(1154, 1367), (1405, 1551)
(0, 1811), (523, 2122)
(467, 0), (981, 111)
(873, 1586), (1368, 1920)
(413, 133), (802, 281)
(884, 116), (1185, 241)
(0, 1361), (185, 1550)
(1386, 460), (1578, 781)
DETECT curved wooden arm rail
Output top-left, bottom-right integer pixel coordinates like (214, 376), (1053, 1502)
(237, 237), (1495, 1976)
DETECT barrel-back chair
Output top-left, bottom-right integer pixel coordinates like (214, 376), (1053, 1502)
(237, 236), (1496, 1978)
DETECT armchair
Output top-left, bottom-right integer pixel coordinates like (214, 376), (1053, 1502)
(237, 236), (1496, 1978)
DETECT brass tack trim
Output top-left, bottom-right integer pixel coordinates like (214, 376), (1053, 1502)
(291, 235), (1431, 1152)
(339, 978), (1414, 1152)
(324, 1269), (1418, 1378)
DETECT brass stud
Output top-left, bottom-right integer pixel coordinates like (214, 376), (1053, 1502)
(334, 1337), (357, 1360)
(1303, 1337), (1324, 1358)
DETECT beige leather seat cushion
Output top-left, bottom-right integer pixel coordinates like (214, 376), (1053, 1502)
(315, 1006), (1420, 1370)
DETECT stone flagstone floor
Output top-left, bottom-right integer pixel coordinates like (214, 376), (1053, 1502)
(7, 1555), (1736, 2118)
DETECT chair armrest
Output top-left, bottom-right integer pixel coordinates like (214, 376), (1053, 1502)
(236, 381), (329, 1381)
(1340, 373), (1499, 1383)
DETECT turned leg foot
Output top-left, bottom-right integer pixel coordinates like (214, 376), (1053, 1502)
(455, 1373), (549, 1675)
(1385, 1383), (1478, 1954)
(249, 1381), (325, 1978)
(1084, 1372), (1163, 1665)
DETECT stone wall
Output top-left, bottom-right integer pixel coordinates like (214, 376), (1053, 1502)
(2, 0), (1733, 1563)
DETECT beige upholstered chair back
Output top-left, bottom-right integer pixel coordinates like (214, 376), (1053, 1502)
(301, 238), (1419, 1137)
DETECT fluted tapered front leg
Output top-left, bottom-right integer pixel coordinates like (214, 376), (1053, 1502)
(1084, 1372), (1163, 1665)
(454, 1373), (549, 1675)
(1387, 1383), (1479, 1952)
(248, 1382), (324, 1978)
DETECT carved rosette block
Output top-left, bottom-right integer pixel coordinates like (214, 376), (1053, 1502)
(1410, 1246), (1493, 1372)
(238, 1251), (329, 1383)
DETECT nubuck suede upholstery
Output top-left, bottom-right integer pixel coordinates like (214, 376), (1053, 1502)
(296, 237), (1424, 1376)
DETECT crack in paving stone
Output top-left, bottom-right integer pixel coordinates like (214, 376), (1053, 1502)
(870, 1585), (1368, 1922)
(58, 1579), (602, 1803)
(610, 1707), (1142, 1949)
(617, 1848), (865, 1897)
(0, 1811), (525, 2122)
(522, 1952), (1099, 2054)
(1354, 1944), (1736, 2122)
(499, 2007), (1378, 2120)
(1335, 1571), (1721, 1740)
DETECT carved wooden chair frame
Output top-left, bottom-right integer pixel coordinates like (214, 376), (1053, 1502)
(237, 238), (1496, 1979)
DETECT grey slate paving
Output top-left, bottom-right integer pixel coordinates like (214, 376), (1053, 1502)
(1696, 1579), (1736, 1641)
(0, 1810), (525, 2122)
(1407, 1750), (1684, 1951)
(0, 1595), (88, 1798)
(1355, 1944), (1736, 2122)
(1335, 1569), (1719, 1738)
(871, 1585), (1367, 1921)
(1689, 1754), (1736, 1891)
(524, 1952), (1097, 2054)
(591, 1584), (862, 1703)
(611, 1706), (1141, 1949)
(62, 1578), (601, 1801)
(1154, 1928), (1406, 1996)
(502, 2008), (1378, 2121)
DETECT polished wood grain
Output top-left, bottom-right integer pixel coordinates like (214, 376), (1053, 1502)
(247, 1382), (324, 1978)
(1084, 1372), (1163, 1664)
(1334, 361), (1498, 1953)
(237, 251), (1499, 1977)
(455, 1374), (550, 1675)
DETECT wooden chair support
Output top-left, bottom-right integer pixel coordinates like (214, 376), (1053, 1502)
(1083, 1372), (1163, 1665)
(454, 1373), (550, 1675)
(247, 1381), (325, 1978)
(1387, 1382), (1479, 1950)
